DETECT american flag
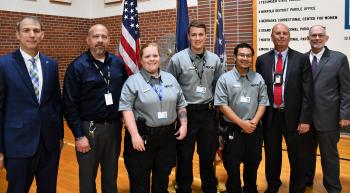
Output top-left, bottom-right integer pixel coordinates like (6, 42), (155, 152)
(214, 0), (226, 66)
(119, 0), (141, 75)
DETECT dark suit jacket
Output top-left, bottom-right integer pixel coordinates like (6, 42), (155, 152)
(306, 47), (350, 132)
(0, 49), (63, 158)
(256, 48), (313, 132)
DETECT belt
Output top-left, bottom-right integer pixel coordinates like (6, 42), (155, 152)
(90, 120), (115, 125)
(187, 102), (214, 111)
(141, 122), (176, 136)
(273, 107), (285, 112)
(222, 120), (243, 133)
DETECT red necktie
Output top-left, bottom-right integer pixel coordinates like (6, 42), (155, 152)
(274, 53), (283, 107)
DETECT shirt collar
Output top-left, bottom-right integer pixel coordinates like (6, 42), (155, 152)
(87, 49), (111, 64)
(188, 47), (207, 62)
(274, 48), (288, 58)
(310, 47), (325, 60)
(140, 68), (162, 83)
(232, 65), (254, 81)
(19, 48), (40, 62)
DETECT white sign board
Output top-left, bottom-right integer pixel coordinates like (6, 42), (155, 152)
(256, 0), (350, 57)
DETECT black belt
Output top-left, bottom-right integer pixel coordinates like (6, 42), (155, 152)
(90, 120), (115, 125)
(141, 122), (176, 136)
(222, 120), (243, 133)
(273, 107), (285, 113)
(187, 102), (213, 111)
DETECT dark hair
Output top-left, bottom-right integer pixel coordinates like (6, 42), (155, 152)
(16, 16), (42, 32)
(187, 20), (207, 34)
(140, 42), (160, 58)
(233, 43), (254, 56)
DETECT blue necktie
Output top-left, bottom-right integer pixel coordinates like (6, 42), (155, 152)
(311, 56), (318, 78)
(29, 58), (40, 101)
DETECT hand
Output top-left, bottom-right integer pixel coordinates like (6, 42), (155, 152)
(131, 133), (146, 152)
(297, 123), (310, 134)
(60, 139), (64, 151)
(75, 136), (91, 153)
(175, 125), (187, 140)
(238, 120), (256, 134)
(339, 119), (350, 129)
(0, 153), (4, 169)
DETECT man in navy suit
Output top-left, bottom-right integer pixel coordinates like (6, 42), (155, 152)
(256, 23), (313, 193)
(0, 16), (63, 193)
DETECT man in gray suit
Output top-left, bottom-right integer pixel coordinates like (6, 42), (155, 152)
(305, 25), (350, 193)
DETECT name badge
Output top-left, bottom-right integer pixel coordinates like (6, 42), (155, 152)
(188, 66), (196, 70)
(158, 112), (168, 119)
(233, 84), (241, 88)
(274, 74), (283, 85)
(196, 86), (207, 94)
(240, 96), (250, 103)
(104, 93), (113, 105)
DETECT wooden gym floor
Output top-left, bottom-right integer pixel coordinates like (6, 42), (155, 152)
(1, 124), (349, 193)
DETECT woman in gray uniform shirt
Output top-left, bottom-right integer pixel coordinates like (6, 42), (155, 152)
(119, 43), (188, 193)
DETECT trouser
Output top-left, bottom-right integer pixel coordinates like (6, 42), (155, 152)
(264, 109), (308, 193)
(305, 125), (317, 185)
(123, 123), (177, 193)
(5, 138), (60, 193)
(317, 130), (342, 193)
(221, 121), (263, 193)
(176, 109), (218, 193)
(76, 120), (121, 193)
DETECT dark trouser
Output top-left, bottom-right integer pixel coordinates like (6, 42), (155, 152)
(264, 110), (308, 193)
(305, 126), (317, 185)
(176, 109), (218, 193)
(222, 123), (263, 193)
(5, 138), (60, 193)
(123, 126), (177, 193)
(76, 121), (121, 193)
(317, 130), (341, 193)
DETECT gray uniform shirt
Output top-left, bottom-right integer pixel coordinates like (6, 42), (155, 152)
(119, 69), (187, 127)
(167, 48), (225, 104)
(214, 66), (269, 122)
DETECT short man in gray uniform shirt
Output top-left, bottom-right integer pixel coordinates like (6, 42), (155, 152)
(215, 43), (269, 193)
(167, 20), (225, 193)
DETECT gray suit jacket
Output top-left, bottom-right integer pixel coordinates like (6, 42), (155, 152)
(308, 47), (350, 132)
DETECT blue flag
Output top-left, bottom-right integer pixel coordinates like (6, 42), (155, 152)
(214, 0), (227, 66)
(176, 0), (189, 52)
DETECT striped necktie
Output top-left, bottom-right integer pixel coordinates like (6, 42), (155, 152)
(29, 58), (40, 101)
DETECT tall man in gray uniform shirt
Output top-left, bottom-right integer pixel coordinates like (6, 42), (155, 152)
(215, 43), (269, 193)
(305, 25), (350, 193)
(167, 20), (225, 193)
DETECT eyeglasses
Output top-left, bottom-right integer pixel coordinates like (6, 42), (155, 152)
(237, 53), (253, 58)
(309, 33), (326, 39)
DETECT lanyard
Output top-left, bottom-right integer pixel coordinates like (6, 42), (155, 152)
(93, 62), (111, 93)
(149, 80), (163, 101)
(272, 55), (288, 77)
(191, 57), (206, 85)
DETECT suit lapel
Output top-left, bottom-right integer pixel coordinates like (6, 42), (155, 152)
(284, 49), (293, 88)
(39, 54), (50, 104)
(314, 48), (330, 80)
(12, 49), (39, 104)
(266, 50), (275, 88)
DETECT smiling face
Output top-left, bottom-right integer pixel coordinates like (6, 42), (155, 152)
(271, 23), (290, 52)
(188, 26), (206, 54)
(140, 44), (160, 76)
(16, 18), (44, 57)
(308, 25), (329, 54)
(235, 47), (253, 73)
(86, 24), (110, 59)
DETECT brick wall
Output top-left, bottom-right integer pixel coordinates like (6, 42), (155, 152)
(0, 1), (253, 82)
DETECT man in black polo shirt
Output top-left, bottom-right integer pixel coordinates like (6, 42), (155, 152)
(63, 24), (127, 193)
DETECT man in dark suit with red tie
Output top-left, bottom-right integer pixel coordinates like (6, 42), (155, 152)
(256, 23), (313, 193)
(0, 16), (63, 193)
